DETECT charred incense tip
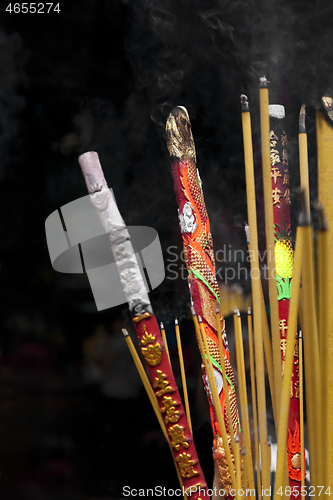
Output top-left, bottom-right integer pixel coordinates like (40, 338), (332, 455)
(237, 309), (241, 318)
(244, 224), (250, 245)
(198, 315), (203, 324)
(240, 94), (249, 112)
(233, 305), (238, 315)
(175, 318), (179, 326)
(165, 106), (196, 161)
(122, 328), (129, 338)
(215, 303), (220, 315)
(314, 200), (328, 231)
(259, 75), (269, 88)
(160, 322), (164, 330)
(268, 436), (272, 446)
(235, 434), (240, 443)
(248, 306), (252, 315)
(295, 187), (310, 226)
(321, 96), (333, 123)
(191, 305), (196, 317)
(299, 104), (306, 133)
(299, 330), (303, 339)
(241, 445), (246, 455)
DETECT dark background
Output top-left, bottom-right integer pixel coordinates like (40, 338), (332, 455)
(0, 0), (330, 498)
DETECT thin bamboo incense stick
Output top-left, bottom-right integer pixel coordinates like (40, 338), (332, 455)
(301, 214), (321, 487)
(241, 94), (270, 491)
(245, 224), (276, 422)
(274, 218), (304, 499)
(234, 309), (255, 496)
(175, 318), (193, 434)
(241, 446), (248, 493)
(215, 305), (237, 457)
(122, 329), (168, 441)
(259, 79), (282, 420)
(247, 308), (262, 500)
(234, 435), (242, 500)
(160, 321), (172, 367)
(193, 312), (237, 491)
(267, 436), (272, 490)
(299, 105), (310, 219)
(299, 331), (305, 489)
(317, 108), (333, 487)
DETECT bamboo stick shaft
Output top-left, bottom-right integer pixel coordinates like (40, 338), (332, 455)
(259, 85), (282, 421)
(234, 310), (255, 497)
(299, 132), (310, 220)
(299, 332), (305, 489)
(241, 105), (270, 490)
(247, 310), (262, 500)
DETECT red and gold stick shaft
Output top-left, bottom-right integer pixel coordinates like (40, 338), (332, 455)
(166, 107), (241, 499)
(269, 105), (302, 496)
(78, 151), (208, 499)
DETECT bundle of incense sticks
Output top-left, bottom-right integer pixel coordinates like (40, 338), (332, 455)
(76, 77), (333, 499)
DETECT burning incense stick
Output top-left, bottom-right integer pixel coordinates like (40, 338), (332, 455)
(259, 78), (281, 421)
(78, 151), (208, 499)
(175, 318), (193, 434)
(241, 94), (270, 490)
(166, 106), (241, 497)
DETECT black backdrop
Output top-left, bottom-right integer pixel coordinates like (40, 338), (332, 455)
(0, 1), (331, 498)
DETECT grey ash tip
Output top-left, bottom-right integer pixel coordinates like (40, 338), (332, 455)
(240, 94), (249, 112)
(299, 104), (306, 134)
(122, 329), (129, 337)
(259, 76), (269, 88)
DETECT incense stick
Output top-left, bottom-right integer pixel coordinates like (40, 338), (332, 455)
(247, 308), (262, 500)
(234, 309), (255, 497)
(259, 79), (281, 422)
(299, 331), (305, 489)
(122, 329), (168, 440)
(241, 93), (270, 491)
(274, 218), (304, 498)
(175, 318), (193, 434)
(160, 321), (172, 367)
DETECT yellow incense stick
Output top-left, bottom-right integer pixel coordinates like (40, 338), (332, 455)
(160, 321), (171, 367)
(247, 308), (262, 500)
(258, 80), (281, 420)
(299, 331), (305, 489)
(241, 446), (248, 493)
(234, 309), (255, 496)
(192, 312), (237, 491)
(175, 318), (193, 434)
(234, 435), (242, 500)
(317, 109), (333, 487)
(274, 222), (304, 498)
(122, 329), (168, 440)
(241, 94), (270, 490)
(302, 222), (322, 487)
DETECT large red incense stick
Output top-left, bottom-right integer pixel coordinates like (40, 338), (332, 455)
(166, 107), (241, 498)
(78, 151), (208, 499)
(269, 105), (303, 497)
